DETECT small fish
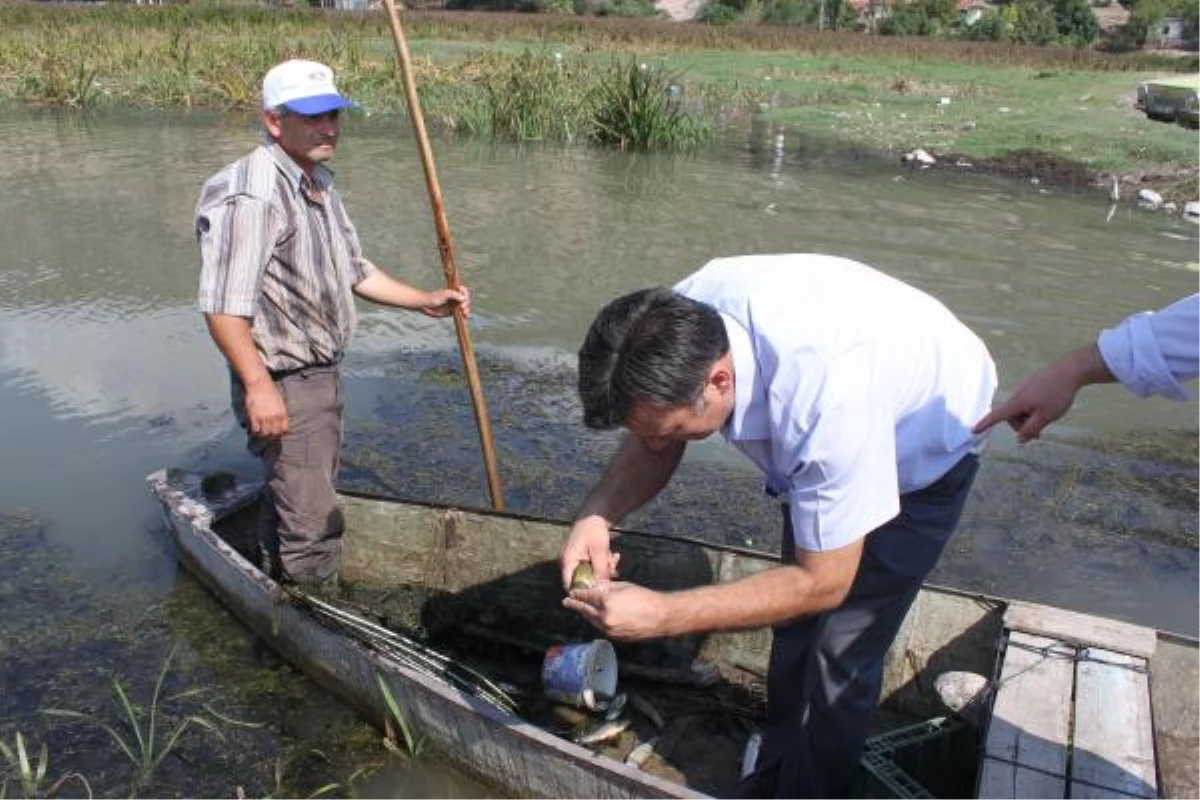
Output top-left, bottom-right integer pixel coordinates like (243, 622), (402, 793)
(570, 561), (596, 591)
(629, 692), (665, 730)
(624, 737), (658, 768)
(573, 715), (631, 746)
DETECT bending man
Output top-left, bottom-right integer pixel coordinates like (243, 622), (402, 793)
(559, 253), (996, 798)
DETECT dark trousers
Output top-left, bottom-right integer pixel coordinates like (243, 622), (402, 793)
(232, 365), (345, 584)
(737, 454), (980, 799)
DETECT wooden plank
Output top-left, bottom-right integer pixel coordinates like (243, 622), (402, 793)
(978, 632), (1074, 798)
(1070, 648), (1157, 799)
(1005, 602), (1156, 659)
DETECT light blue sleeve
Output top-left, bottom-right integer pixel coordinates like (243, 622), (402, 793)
(1096, 294), (1199, 400)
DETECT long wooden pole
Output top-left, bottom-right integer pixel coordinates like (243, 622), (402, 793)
(380, 0), (506, 511)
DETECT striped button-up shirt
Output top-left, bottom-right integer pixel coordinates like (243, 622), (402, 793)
(195, 142), (376, 373)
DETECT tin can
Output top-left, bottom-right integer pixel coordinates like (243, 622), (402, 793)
(541, 639), (618, 710)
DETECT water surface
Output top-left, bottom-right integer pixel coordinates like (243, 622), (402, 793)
(0, 107), (1195, 796)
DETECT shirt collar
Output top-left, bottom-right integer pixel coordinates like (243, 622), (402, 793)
(721, 312), (771, 442)
(265, 142), (334, 194)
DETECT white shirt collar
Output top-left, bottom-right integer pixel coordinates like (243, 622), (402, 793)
(721, 312), (771, 442)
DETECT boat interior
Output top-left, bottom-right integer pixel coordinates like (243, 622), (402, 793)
(205, 486), (994, 798)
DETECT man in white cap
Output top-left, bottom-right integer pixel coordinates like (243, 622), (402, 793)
(194, 59), (471, 588)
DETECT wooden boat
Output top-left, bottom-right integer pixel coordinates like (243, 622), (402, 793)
(147, 468), (1197, 799)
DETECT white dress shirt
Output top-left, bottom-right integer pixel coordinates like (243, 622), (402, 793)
(1097, 294), (1199, 401)
(674, 254), (997, 552)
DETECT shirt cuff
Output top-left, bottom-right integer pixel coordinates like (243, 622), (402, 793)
(1097, 314), (1192, 401)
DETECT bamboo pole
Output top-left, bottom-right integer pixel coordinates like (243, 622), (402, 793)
(379, 0), (506, 511)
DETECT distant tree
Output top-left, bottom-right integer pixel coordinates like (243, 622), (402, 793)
(961, 10), (1011, 39)
(1053, 0), (1099, 44)
(879, 0), (957, 35)
(1183, 2), (1199, 46)
(1123, 0), (1171, 43)
(699, 0), (740, 22)
(759, 0), (855, 28)
(1016, 0), (1060, 43)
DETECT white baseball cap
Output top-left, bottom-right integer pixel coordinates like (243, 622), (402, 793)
(262, 59), (357, 115)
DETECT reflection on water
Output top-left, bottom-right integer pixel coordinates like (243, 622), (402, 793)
(0, 107), (1195, 795)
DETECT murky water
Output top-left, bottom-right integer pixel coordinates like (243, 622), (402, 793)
(1, 106), (1195, 796)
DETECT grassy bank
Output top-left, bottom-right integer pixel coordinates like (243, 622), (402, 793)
(1, 3), (1196, 196)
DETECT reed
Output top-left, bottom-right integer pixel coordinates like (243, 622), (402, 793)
(483, 49), (589, 141)
(43, 648), (224, 797)
(0, 731), (92, 799)
(590, 58), (712, 149)
(375, 674), (427, 758)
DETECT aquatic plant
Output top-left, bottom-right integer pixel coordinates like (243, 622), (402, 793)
(590, 59), (711, 150)
(44, 648), (224, 796)
(0, 731), (91, 799)
(375, 674), (427, 758)
(483, 49), (590, 142)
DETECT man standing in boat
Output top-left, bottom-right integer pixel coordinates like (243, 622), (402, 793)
(559, 253), (996, 798)
(194, 59), (469, 588)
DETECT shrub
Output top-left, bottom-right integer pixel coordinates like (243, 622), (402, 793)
(589, 59), (711, 150)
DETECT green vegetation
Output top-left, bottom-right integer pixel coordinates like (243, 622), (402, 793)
(375, 674), (427, 758)
(44, 648), (225, 797)
(0, 732), (91, 799)
(0, 3), (1195, 185)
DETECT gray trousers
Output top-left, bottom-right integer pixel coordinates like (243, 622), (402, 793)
(737, 454), (980, 799)
(232, 365), (345, 584)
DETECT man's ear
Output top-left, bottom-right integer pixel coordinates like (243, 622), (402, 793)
(262, 109), (283, 139)
(708, 355), (734, 396)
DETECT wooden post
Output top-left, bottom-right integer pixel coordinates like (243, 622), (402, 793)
(379, 0), (506, 511)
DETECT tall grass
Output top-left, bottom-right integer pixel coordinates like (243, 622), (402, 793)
(591, 59), (711, 149)
(0, 732), (92, 799)
(484, 49), (589, 141)
(375, 674), (427, 759)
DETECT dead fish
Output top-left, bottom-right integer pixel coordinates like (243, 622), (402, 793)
(573, 715), (631, 746)
(570, 561), (596, 591)
(629, 692), (665, 730)
(603, 692), (628, 721)
(624, 737), (658, 769)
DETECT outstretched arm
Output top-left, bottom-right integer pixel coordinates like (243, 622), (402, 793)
(973, 343), (1114, 443)
(353, 270), (471, 319)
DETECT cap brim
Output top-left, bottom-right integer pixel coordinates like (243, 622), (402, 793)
(282, 95), (357, 115)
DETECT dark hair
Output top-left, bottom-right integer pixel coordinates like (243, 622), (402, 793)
(577, 287), (729, 430)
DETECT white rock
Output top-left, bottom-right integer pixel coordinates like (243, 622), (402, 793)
(903, 148), (936, 166)
(1183, 201), (1200, 220)
(935, 671), (992, 715)
(1137, 188), (1163, 209)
